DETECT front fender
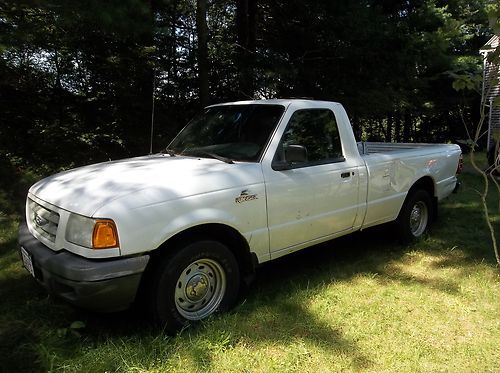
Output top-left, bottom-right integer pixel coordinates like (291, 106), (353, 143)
(95, 184), (269, 261)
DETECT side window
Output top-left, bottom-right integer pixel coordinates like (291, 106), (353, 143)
(274, 109), (343, 168)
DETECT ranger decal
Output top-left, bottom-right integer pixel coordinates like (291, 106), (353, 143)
(235, 190), (258, 204)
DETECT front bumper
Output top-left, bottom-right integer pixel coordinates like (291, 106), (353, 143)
(18, 222), (149, 312)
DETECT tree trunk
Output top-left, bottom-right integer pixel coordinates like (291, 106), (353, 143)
(386, 113), (393, 142)
(394, 109), (401, 142)
(196, 0), (209, 107)
(236, 0), (256, 98)
(403, 111), (411, 142)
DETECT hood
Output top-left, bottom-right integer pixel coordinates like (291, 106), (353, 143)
(29, 155), (263, 217)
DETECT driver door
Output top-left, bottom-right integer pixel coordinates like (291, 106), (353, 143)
(263, 108), (360, 258)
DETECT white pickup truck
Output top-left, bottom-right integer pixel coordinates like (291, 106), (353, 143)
(19, 99), (461, 332)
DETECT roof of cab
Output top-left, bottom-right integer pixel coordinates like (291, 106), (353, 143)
(206, 98), (340, 108)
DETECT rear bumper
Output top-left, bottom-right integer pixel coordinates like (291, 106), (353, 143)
(18, 222), (149, 312)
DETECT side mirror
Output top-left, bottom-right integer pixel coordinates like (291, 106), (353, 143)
(272, 144), (308, 171)
(272, 160), (291, 171)
(284, 145), (308, 163)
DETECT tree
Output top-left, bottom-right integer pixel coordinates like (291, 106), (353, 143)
(236, 0), (257, 98)
(0, 0), (493, 175)
(196, 0), (209, 107)
(452, 3), (499, 264)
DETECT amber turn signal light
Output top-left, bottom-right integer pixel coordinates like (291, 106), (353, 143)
(92, 220), (119, 249)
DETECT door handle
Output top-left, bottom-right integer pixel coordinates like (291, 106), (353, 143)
(341, 172), (350, 178)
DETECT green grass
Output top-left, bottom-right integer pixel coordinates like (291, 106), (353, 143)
(0, 161), (498, 372)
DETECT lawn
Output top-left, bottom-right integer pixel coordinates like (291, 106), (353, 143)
(0, 156), (498, 372)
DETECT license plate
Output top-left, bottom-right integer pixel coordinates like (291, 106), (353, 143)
(21, 246), (35, 278)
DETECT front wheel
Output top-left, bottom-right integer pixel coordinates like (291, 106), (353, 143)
(396, 189), (433, 244)
(148, 240), (240, 333)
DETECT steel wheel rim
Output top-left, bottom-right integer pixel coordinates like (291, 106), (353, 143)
(174, 258), (226, 320)
(410, 201), (428, 237)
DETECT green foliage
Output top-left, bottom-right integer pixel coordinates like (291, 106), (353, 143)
(57, 320), (86, 338)
(0, 0), (495, 171)
(485, 1), (500, 34)
(450, 72), (483, 91)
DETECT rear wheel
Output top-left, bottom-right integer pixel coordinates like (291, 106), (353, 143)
(148, 240), (240, 333)
(397, 189), (433, 243)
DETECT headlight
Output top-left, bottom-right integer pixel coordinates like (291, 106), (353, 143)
(66, 214), (119, 249)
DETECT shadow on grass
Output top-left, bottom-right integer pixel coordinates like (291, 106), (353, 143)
(0, 235), (17, 258)
(189, 300), (373, 370)
(381, 270), (461, 294)
(0, 320), (41, 373)
(0, 217), (19, 256)
(0, 229), (388, 370)
(179, 213), (495, 370)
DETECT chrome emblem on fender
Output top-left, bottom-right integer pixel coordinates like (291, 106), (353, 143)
(235, 190), (258, 204)
(34, 213), (49, 227)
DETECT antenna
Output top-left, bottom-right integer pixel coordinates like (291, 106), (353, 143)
(149, 69), (156, 155)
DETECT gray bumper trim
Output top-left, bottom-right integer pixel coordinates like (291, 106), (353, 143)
(18, 222), (150, 312)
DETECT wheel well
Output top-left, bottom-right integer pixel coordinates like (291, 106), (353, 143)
(406, 176), (438, 220)
(150, 223), (256, 281)
(409, 176), (435, 196)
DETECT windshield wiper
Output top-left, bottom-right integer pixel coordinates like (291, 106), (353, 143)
(182, 149), (234, 164)
(160, 148), (177, 157)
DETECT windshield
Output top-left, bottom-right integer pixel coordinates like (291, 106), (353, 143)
(168, 104), (285, 162)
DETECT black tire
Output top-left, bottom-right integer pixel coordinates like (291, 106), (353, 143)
(147, 239), (240, 333)
(396, 189), (434, 244)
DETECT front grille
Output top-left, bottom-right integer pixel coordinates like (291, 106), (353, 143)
(28, 199), (60, 243)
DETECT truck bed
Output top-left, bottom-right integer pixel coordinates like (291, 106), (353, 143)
(355, 140), (460, 230)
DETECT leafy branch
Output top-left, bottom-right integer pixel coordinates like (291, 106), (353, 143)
(453, 18), (499, 264)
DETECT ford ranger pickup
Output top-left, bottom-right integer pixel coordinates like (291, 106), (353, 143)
(19, 99), (462, 332)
